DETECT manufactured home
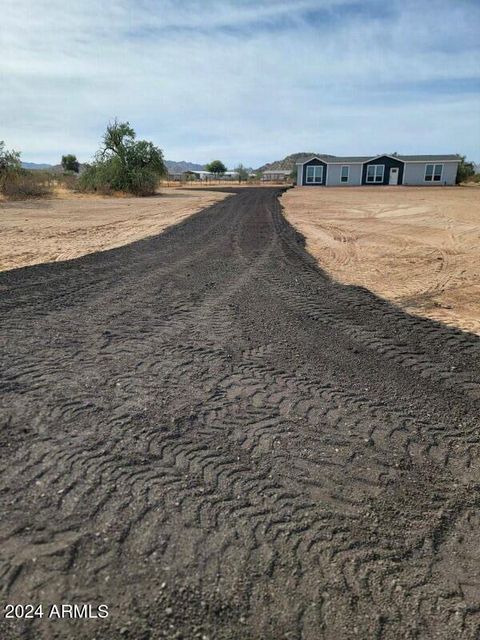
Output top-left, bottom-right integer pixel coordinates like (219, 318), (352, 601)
(296, 154), (461, 186)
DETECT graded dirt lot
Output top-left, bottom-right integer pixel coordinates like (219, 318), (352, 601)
(282, 186), (480, 334)
(1, 188), (479, 640)
(0, 188), (229, 271)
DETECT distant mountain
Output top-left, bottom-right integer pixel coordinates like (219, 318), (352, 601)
(22, 162), (87, 174)
(165, 160), (205, 173)
(21, 162), (53, 170)
(257, 153), (336, 172)
(22, 160), (205, 174)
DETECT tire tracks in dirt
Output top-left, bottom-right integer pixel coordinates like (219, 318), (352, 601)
(1, 188), (479, 639)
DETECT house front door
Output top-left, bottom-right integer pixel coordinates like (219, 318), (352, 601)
(389, 167), (399, 185)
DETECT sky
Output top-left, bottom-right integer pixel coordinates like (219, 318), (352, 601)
(1, 0), (479, 167)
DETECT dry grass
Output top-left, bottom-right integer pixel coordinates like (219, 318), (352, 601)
(1, 170), (54, 199)
(0, 188), (229, 271)
(282, 186), (480, 334)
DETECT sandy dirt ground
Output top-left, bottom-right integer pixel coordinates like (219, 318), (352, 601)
(282, 186), (480, 334)
(0, 188), (229, 271)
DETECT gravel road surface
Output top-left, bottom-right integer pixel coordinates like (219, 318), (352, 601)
(1, 187), (479, 639)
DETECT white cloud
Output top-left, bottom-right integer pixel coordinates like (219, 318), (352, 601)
(1, 0), (479, 166)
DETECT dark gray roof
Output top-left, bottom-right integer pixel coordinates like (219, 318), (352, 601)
(295, 155), (371, 164)
(396, 154), (461, 162)
(325, 156), (372, 163)
(296, 154), (461, 165)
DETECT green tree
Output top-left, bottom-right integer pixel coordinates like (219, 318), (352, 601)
(79, 119), (167, 195)
(61, 154), (80, 173)
(0, 141), (21, 174)
(100, 120), (135, 164)
(234, 163), (249, 183)
(0, 141), (21, 192)
(456, 156), (475, 184)
(205, 160), (227, 177)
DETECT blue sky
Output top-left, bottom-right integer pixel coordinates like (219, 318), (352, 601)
(1, 0), (479, 167)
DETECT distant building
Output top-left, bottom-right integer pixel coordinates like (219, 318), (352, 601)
(261, 169), (292, 182)
(181, 170), (240, 181)
(183, 170), (215, 180)
(295, 154), (461, 186)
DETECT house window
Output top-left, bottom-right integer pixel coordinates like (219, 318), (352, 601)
(366, 164), (385, 183)
(341, 166), (349, 182)
(306, 165), (323, 184)
(425, 164), (443, 182)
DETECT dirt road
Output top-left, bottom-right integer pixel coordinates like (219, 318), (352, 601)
(1, 188), (479, 640)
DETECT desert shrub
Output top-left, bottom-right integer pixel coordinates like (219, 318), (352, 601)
(2, 170), (54, 199)
(1, 142), (56, 199)
(0, 141), (22, 194)
(78, 120), (166, 196)
(78, 159), (125, 195)
(78, 163), (113, 194)
(456, 156), (475, 184)
(56, 172), (79, 191)
(461, 172), (480, 184)
(128, 165), (160, 195)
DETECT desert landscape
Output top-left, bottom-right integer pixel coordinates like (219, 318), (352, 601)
(2, 0), (480, 637)
(282, 186), (480, 334)
(0, 188), (229, 271)
(1, 110), (479, 640)
(2, 186), (479, 640)
(4, 184), (478, 337)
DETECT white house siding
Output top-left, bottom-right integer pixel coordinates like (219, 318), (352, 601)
(297, 165), (303, 185)
(403, 162), (458, 186)
(326, 164), (362, 186)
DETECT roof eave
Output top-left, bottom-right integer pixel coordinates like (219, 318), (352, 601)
(295, 156), (328, 165)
